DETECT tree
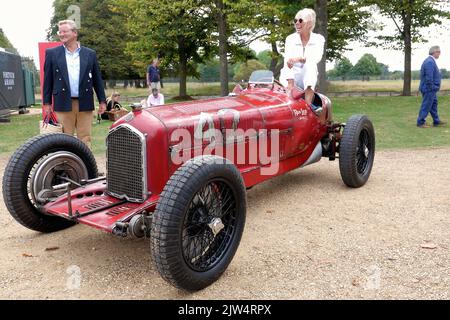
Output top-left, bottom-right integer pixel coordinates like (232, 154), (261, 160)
(0, 28), (18, 54)
(47, 0), (83, 41)
(233, 59), (266, 82)
(352, 53), (382, 81)
(315, 0), (327, 92)
(246, 0), (373, 93)
(256, 50), (272, 69)
(364, 0), (450, 95)
(212, 0), (286, 96)
(21, 57), (40, 89)
(215, 0), (229, 96)
(47, 0), (137, 83)
(115, 0), (216, 98)
(334, 57), (353, 81)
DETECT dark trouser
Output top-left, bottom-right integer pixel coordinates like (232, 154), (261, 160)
(417, 91), (440, 126)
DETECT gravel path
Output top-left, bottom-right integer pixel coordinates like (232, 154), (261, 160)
(0, 148), (448, 300)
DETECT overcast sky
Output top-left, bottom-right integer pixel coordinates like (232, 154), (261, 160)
(0, 0), (449, 72)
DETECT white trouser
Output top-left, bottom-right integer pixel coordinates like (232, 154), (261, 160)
(279, 62), (318, 90)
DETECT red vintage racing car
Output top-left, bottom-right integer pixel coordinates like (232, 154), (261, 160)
(2, 71), (375, 291)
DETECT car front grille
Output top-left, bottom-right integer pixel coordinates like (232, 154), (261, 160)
(106, 124), (147, 203)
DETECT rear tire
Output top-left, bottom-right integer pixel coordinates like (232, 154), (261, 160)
(151, 156), (246, 291)
(2, 133), (98, 233)
(339, 115), (375, 188)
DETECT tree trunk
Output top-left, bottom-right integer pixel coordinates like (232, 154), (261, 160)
(402, 3), (412, 96)
(315, 0), (328, 94)
(216, 0), (229, 96)
(108, 80), (116, 89)
(270, 41), (283, 79)
(134, 80), (142, 88)
(178, 38), (188, 98)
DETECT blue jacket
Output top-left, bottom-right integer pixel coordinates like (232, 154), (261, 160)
(419, 56), (441, 93)
(147, 64), (160, 83)
(43, 45), (106, 112)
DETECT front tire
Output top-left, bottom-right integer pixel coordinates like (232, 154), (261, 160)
(339, 115), (375, 188)
(2, 133), (98, 233)
(151, 156), (246, 291)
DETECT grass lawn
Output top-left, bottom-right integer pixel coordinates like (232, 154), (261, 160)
(332, 95), (450, 149)
(1, 95), (450, 157)
(328, 79), (450, 93)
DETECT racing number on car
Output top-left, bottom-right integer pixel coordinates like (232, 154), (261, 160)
(194, 109), (240, 140)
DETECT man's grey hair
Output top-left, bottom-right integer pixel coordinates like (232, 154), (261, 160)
(58, 20), (78, 33)
(429, 45), (440, 55)
(295, 8), (316, 31)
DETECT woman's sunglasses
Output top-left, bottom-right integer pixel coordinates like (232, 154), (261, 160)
(293, 18), (304, 24)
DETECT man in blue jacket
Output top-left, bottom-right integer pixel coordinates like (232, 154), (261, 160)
(43, 20), (106, 148)
(146, 59), (161, 90)
(417, 46), (444, 128)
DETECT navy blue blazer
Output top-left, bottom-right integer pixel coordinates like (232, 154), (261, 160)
(43, 45), (106, 112)
(419, 56), (441, 93)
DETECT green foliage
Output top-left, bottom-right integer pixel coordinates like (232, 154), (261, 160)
(0, 28), (18, 54)
(48, 0), (136, 80)
(365, 0), (450, 49)
(362, 1), (450, 95)
(249, 0), (373, 61)
(47, 0), (83, 40)
(256, 50), (273, 69)
(197, 58), (235, 82)
(21, 57), (40, 90)
(233, 59), (266, 81)
(352, 54), (382, 80)
(334, 57), (353, 80)
(325, 1), (374, 61)
(114, 0), (217, 96)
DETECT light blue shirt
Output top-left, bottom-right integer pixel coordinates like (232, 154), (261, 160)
(64, 44), (81, 98)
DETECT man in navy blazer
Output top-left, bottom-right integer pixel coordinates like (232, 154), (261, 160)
(43, 20), (106, 147)
(417, 45), (445, 128)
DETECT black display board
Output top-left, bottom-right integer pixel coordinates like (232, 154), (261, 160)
(0, 51), (26, 110)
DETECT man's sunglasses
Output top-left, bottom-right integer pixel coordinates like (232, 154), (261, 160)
(293, 18), (303, 24)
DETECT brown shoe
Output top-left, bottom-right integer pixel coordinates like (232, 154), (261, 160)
(433, 121), (446, 127)
(417, 123), (430, 128)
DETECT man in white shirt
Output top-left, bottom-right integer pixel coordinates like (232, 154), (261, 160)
(280, 8), (325, 106)
(147, 88), (165, 107)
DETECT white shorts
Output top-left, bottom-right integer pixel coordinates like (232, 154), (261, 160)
(280, 63), (318, 90)
(150, 82), (161, 90)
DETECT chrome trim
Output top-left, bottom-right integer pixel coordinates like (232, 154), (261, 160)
(106, 124), (148, 203)
(301, 142), (323, 168)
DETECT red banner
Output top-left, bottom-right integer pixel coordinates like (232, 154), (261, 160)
(38, 42), (62, 119)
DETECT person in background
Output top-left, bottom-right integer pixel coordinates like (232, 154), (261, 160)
(101, 91), (123, 120)
(147, 88), (165, 107)
(146, 58), (161, 90)
(279, 8), (325, 106)
(417, 45), (445, 128)
(43, 19), (106, 149)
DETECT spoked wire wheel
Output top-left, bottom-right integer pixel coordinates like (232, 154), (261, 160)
(151, 156), (246, 291)
(355, 128), (373, 176)
(182, 180), (237, 272)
